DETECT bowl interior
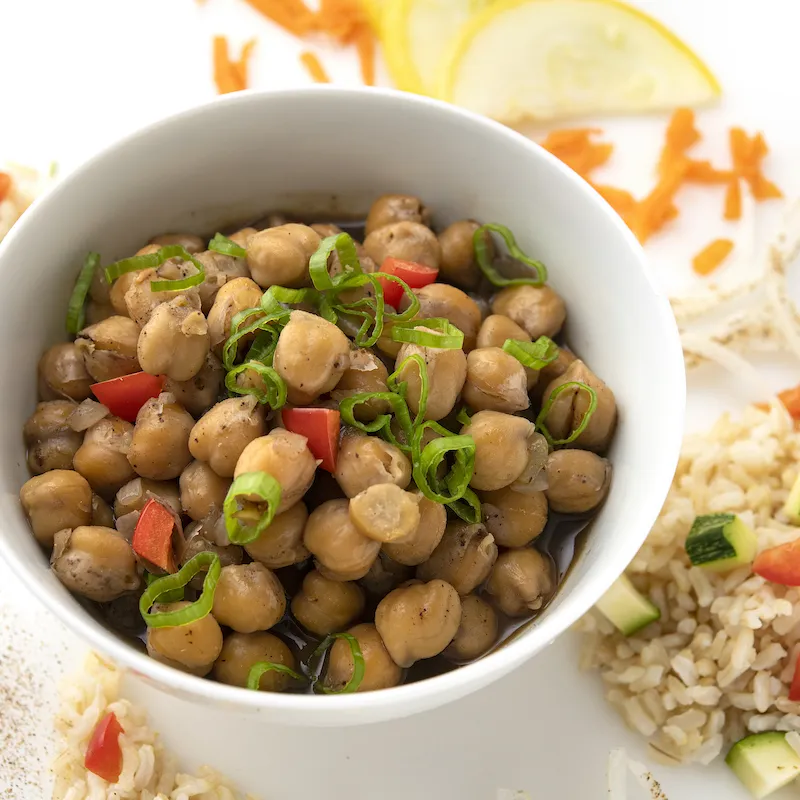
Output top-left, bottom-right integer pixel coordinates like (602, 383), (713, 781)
(0, 88), (684, 724)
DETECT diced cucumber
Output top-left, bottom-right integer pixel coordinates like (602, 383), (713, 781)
(783, 474), (800, 524)
(726, 732), (800, 798)
(685, 513), (758, 571)
(594, 574), (660, 636)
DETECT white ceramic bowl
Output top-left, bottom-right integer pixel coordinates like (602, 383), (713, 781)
(0, 87), (684, 726)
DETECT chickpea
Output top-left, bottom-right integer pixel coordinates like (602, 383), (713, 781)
(416, 522), (497, 595)
(20, 470), (93, 548)
(51, 526), (140, 602)
(349, 484), (420, 543)
(75, 316), (140, 382)
(229, 227), (258, 247)
(273, 310), (350, 405)
(403, 284), (482, 351)
(114, 477), (181, 518)
(383, 492), (447, 566)
(234, 429), (317, 513)
(194, 250), (250, 312)
(206, 277), (263, 351)
(246, 223), (321, 288)
(37, 343), (92, 401)
(124, 263), (201, 327)
(73, 417), (135, 496)
(460, 410), (537, 491)
(244, 502), (309, 568)
(394, 332), (467, 421)
(310, 222), (342, 238)
(544, 449), (611, 514)
(189, 396), (266, 478)
(334, 435), (411, 498)
(437, 220), (492, 290)
(475, 315), (538, 389)
(536, 345), (577, 392)
(181, 523), (243, 582)
(179, 460), (231, 521)
(330, 349), (390, 421)
(375, 579), (461, 667)
(212, 563), (286, 633)
(147, 601), (223, 676)
(213, 632), (296, 691)
(540, 360), (617, 452)
(481, 487), (548, 548)
(291, 569), (365, 636)
(487, 548), (554, 616)
(137, 294), (210, 381)
(359, 552), (414, 596)
(24, 401), (83, 474)
(148, 232), (205, 253)
(109, 272), (138, 317)
(363, 221), (441, 270)
(86, 301), (115, 325)
(443, 595), (498, 662)
(164, 352), (225, 418)
(324, 623), (402, 692)
(364, 194), (429, 237)
(127, 397), (193, 480)
(491, 285), (566, 340)
(304, 499), (380, 581)
(463, 347), (529, 413)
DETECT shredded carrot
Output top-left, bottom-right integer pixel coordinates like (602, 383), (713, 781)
(658, 108), (700, 177)
(300, 51), (330, 83)
(627, 157), (688, 244)
(353, 24), (375, 86)
(684, 160), (733, 184)
(591, 184), (637, 216)
(0, 172), (11, 204)
(243, 0), (317, 35)
(724, 178), (742, 221)
(212, 36), (256, 94)
(692, 238), (734, 276)
(778, 385), (800, 420)
(541, 129), (613, 178)
(729, 127), (783, 201)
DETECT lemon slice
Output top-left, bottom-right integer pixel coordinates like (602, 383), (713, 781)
(438, 0), (721, 123)
(382, 0), (496, 93)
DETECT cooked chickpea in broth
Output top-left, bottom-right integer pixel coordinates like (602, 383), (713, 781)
(20, 193), (615, 694)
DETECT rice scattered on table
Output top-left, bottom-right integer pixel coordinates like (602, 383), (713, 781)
(52, 652), (257, 800)
(578, 401), (800, 767)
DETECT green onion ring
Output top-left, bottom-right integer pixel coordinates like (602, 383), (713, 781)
(339, 391), (415, 451)
(223, 472), (282, 544)
(447, 486), (482, 524)
(473, 223), (547, 287)
(536, 381), (598, 446)
(503, 336), (559, 370)
(331, 274), (386, 347)
(309, 233), (362, 291)
(246, 330), (278, 365)
(208, 232), (248, 259)
(104, 245), (206, 292)
(375, 273), (420, 320)
(456, 407), (472, 427)
(246, 661), (306, 691)
(390, 318), (464, 349)
(225, 362), (287, 409)
(66, 251), (100, 335)
(388, 354), (429, 428)
(144, 571), (184, 604)
(312, 632), (366, 694)
(411, 421), (476, 505)
(222, 308), (287, 371)
(139, 552), (221, 628)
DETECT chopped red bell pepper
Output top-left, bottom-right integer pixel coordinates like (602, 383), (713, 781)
(282, 408), (340, 472)
(91, 372), (165, 423)
(753, 538), (800, 586)
(378, 257), (438, 308)
(84, 711), (124, 783)
(779, 385), (800, 420)
(132, 499), (177, 573)
(790, 654), (800, 702)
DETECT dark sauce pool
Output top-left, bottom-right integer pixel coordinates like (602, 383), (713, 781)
(80, 209), (600, 692)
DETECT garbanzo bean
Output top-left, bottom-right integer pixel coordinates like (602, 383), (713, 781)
(123, 263), (202, 326)
(147, 601), (223, 676)
(179, 460), (231, 521)
(114, 477), (181, 518)
(437, 220), (492, 290)
(544, 449), (611, 514)
(189, 396), (266, 478)
(476, 314), (531, 349)
(212, 563), (286, 633)
(481, 487), (548, 547)
(383, 491), (447, 566)
(364, 221), (441, 270)
(246, 223), (320, 288)
(20, 470), (92, 548)
(206, 277), (263, 352)
(364, 194), (429, 236)
(244, 502), (309, 568)
(24, 401), (83, 474)
(37, 343), (92, 401)
(359, 552), (414, 596)
(330, 349), (390, 421)
(486, 548), (554, 617)
(273, 310), (350, 404)
(443, 595), (498, 662)
(108, 244), (159, 316)
(164, 352), (225, 418)
(404, 284), (482, 351)
(349, 484), (421, 543)
(213, 631), (296, 691)
(324, 623), (402, 692)
(463, 347), (529, 413)
(73, 417), (135, 496)
(291, 569), (365, 636)
(194, 250), (250, 312)
(91, 494), (115, 527)
(334, 435), (411, 498)
(127, 397), (194, 480)
(491, 285), (566, 340)
(148, 232), (205, 253)
(75, 316), (140, 382)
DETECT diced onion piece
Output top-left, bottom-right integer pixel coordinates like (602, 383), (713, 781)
(67, 399), (109, 432)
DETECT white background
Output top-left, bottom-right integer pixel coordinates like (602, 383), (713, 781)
(2, 0), (800, 797)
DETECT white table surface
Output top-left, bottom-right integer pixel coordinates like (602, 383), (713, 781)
(2, 1), (800, 797)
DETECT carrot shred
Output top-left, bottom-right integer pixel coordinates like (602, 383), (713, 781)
(779, 385), (800, 420)
(353, 24), (375, 86)
(212, 36), (255, 94)
(729, 127), (783, 201)
(0, 172), (11, 204)
(591, 184), (637, 216)
(724, 178), (742, 221)
(627, 157), (688, 244)
(658, 108), (700, 177)
(300, 51), (330, 83)
(692, 238), (734, 276)
(541, 129), (613, 178)
(685, 160), (733, 184)
(243, 0), (317, 35)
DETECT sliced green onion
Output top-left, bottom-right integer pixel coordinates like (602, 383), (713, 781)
(331, 274), (385, 347)
(246, 331), (278, 365)
(209, 232), (247, 259)
(503, 336), (559, 370)
(66, 251), (100, 335)
(223, 472), (282, 544)
(411, 422), (476, 505)
(225, 362), (287, 408)
(246, 661), (306, 691)
(144, 571), (184, 603)
(473, 223), (547, 287)
(448, 487), (482, 524)
(391, 318), (464, 349)
(536, 381), (598, 446)
(139, 552), (220, 628)
(312, 632), (365, 694)
(265, 285), (321, 307)
(104, 245), (206, 292)
(222, 307), (288, 371)
(309, 233), (362, 291)
(456, 407), (472, 427)
(339, 391), (415, 451)
(376, 273), (420, 320)
(388, 354), (429, 428)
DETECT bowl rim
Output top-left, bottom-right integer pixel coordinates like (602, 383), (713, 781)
(0, 85), (685, 718)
